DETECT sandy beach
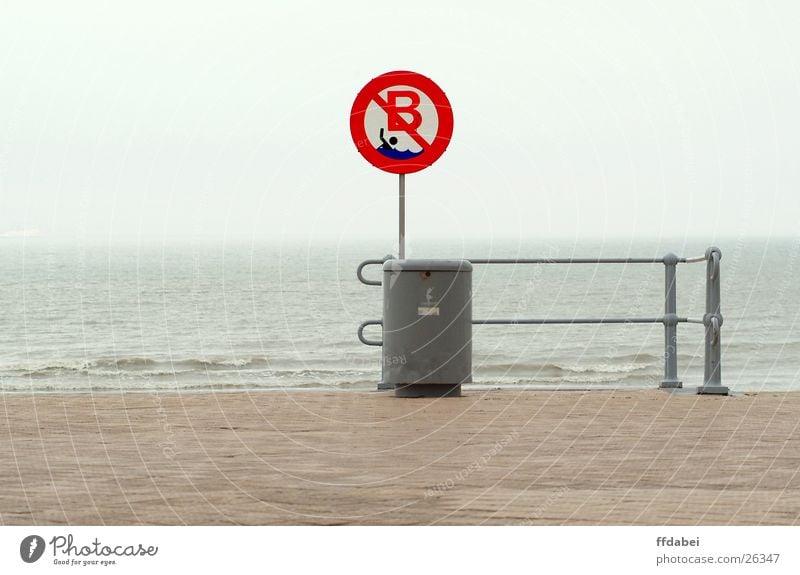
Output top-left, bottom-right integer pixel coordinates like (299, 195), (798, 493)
(1, 389), (798, 525)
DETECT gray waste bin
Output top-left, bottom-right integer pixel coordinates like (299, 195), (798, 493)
(382, 259), (472, 397)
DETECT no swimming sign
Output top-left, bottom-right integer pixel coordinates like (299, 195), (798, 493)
(350, 70), (454, 174)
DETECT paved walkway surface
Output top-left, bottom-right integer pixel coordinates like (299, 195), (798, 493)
(1, 389), (798, 525)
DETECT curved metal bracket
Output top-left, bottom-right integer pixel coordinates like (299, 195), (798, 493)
(358, 320), (383, 346)
(357, 257), (392, 286)
(706, 246), (722, 280)
(710, 315), (720, 346)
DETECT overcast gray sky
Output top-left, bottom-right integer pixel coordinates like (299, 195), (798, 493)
(1, 1), (798, 243)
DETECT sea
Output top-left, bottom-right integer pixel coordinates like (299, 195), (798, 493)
(1, 237), (798, 393)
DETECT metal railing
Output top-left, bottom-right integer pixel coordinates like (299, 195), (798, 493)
(357, 247), (727, 395)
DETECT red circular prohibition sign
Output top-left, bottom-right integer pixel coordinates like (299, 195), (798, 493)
(350, 70), (454, 175)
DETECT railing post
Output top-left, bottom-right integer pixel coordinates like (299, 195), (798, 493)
(660, 253), (682, 389)
(698, 247), (729, 395)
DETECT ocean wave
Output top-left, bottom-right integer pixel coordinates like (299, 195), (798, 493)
(613, 353), (663, 363)
(0, 348), (745, 392)
(475, 361), (659, 377)
(0, 378), (378, 394)
(0, 352), (667, 379)
(0, 373), (658, 393)
(483, 371), (661, 385)
(0, 356), (272, 377)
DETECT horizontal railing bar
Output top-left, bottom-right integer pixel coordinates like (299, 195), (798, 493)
(473, 317), (689, 325)
(358, 255), (703, 287)
(684, 255), (707, 263)
(467, 257), (685, 264)
(685, 318), (705, 324)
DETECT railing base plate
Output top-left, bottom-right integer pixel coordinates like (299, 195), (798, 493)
(696, 385), (729, 395)
(660, 380), (683, 389)
(376, 382), (394, 391)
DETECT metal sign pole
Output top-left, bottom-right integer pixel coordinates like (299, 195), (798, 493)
(399, 173), (405, 259)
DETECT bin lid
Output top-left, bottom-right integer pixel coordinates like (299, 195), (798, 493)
(383, 259), (473, 272)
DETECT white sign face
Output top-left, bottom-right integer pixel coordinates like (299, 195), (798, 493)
(363, 85), (441, 158)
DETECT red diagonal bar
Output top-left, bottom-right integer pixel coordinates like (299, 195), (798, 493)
(372, 92), (431, 151)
